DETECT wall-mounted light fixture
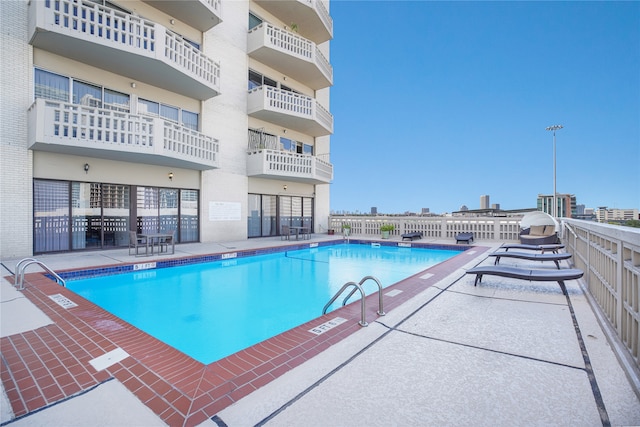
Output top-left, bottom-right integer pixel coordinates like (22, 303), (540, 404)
(84, 163), (90, 174)
(283, 184), (287, 191)
(283, 129), (287, 134)
(131, 82), (136, 88)
(170, 19), (175, 25)
(168, 172), (174, 181)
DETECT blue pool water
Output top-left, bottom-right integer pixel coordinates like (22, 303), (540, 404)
(67, 243), (459, 364)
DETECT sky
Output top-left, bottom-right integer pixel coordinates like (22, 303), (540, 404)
(327, 1), (640, 214)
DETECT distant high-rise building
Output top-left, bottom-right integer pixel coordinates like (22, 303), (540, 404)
(480, 195), (490, 210)
(371, 207), (378, 215)
(491, 203), (500, 210)
(421, 208), (430, 214)
(460, 205), (469, 211)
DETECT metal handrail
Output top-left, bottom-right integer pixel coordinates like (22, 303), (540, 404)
(342, 276), (385, 316)
(15, 258), (66, 290)
(323, 281), (368, 326)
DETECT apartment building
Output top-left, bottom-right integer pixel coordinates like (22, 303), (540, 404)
(595, 208), (639, 223)
(537, 193), (576, 218)
(0, 0), (333, 258)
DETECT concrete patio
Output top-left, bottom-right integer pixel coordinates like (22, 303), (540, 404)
(2, 236), (639, 426)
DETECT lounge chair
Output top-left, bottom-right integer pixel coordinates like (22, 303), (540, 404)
(401, 231), (423, 241)
(466, 265), (584, 290)
(456, 232), (474, 244)
(519, 225), (559, 245)
(500, 243), (565, 254)
(128, 231), (148, 256)
(488, 251), (572, 269)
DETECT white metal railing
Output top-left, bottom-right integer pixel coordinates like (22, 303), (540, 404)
(329, 215), (523, 241)
(35, 0), (220, 92)
(249, 23), (332, 86)
(248, 86), (333, 134)
(247, 149), (333, 182)
(29, 99), (219, 168)
(305, 0), (333, 37)
(561, 219), (640, 376)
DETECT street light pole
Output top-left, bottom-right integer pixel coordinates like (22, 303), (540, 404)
(545, 124), (563, 217)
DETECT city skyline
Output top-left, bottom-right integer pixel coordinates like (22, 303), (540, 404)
(328, 1), (639, 214)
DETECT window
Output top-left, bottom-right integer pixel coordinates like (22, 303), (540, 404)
(35, 69), (69, 102)
(280, 137), (313, 155)
(249, 12), (262, 30)
(160, 104), (179, 122)
(248, 70), (277, 90)
(34, 68), (130, 112)
(104, 89), (130, 112)
(182, 110), (199, 131)
(138, 98), (198, 130)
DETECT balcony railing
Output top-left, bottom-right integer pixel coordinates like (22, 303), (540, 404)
(248, 23), (332, 90)
(29, 0), (220, 100)
(247, 149), (332, 184)
(28, 99), (219, 170)
(141, 0), (222, 32)
(248, 86), (333, 137)
(330, 214), (640, 380)
(328, 216), (524, 241)
(562, 219), (640, 381)
(254, 0), (332, 44)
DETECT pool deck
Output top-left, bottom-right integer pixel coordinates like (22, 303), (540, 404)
(1, 235), (639, 426)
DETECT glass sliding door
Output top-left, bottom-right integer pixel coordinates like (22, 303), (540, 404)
(34, 179), (199, 252)
(262, 195), (277, 236)
(136, 186), (159, 234)
(291, 196), (303, 227)
(102, 184), (130, 247)
(71, 182), (101, 249)
(159, 188), (179, 234)
(279, 196), (292, 234)
(180, 190), (199, 242)
(34, 180), (70, 253)
(302, 197), (313, 231)
(249, 194), (313, 238)
(248, 194), (261, 237)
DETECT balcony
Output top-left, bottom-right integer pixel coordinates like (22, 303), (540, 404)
(248, 23), (332, 90)
(254, 0), (332, 44)
(141, 0), (222, 32)
(248, 86), (333, 137)
(28, 0), (220, 100)
(247, 149), (332, 184)
(28, 99), (220, 170)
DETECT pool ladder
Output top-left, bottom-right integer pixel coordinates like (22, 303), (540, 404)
(14, 258), (65, 290)
(322, 276), (385, 327)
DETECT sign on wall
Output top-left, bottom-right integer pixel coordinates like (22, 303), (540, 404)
(209, 201), (242, 221)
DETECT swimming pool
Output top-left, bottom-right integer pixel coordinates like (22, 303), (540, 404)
(67, 243), (460, 364)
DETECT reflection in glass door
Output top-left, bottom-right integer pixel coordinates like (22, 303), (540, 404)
(159, 189), (179, 234)
(71, 183), (102, 249)
(180, 190), (199, 242)
(102, 184), (130, 247)
(262, 195), (276, 236)
(136, 187), (159, 234)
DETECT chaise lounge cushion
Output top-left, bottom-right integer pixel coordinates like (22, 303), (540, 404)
(520, 225), (559, 245)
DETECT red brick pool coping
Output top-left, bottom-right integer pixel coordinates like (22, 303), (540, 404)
(1, 244), (490, 426)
